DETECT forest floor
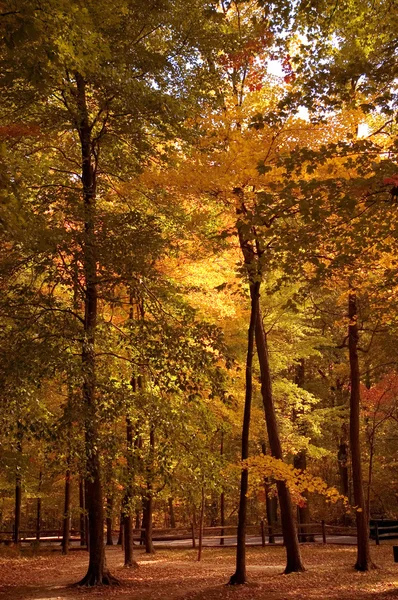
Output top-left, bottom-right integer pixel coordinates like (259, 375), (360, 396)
(0, 543), (397, 600)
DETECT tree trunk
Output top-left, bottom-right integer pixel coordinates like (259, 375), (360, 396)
(117, 512), (124, 546)
(140, 507), (146, 545)
(255, 310), (305, 573)
(62, 465), (71, 555)
(229, 281), (259, 585)
(262, 443), (276, 544)
(220, 430), (225, 546)
(168, 498), (176, 529)
(14, 421), (22, 546)
(338, 435), (350, 525)
(293, 450), (314, 543)
(84, 479), (90, 552)
(197, 486), (205, 562)
(106, 496), (113, 546)
(36, 470), (42, 542)
(79, 476), (86, 546)
(124, 515), (135, 567)
(367, 436), (375, 521)
(210, 495), (218, 527)
(75, 72), (116, 586)
(293, 361), (314, 543)
(135, 509), (141, 530)
(235, 190), (303, 573)
(14, 476), (21, 546)
(348, 289), (376, 571)
(338, 439), (349, 497)
(145, 426), (155, 554)
(144, 497), (154, 554)
(265, 483), (277, 544)
(124, 415), (137, 568)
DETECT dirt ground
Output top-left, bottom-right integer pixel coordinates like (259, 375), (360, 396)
(0, 543), (398, 600)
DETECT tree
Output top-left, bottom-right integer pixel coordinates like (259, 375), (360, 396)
(0, 0), (226, 585)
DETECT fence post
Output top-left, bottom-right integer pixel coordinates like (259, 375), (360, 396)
(260, 520), (266, 547)
(321, 520), (326, 544)
(191, 522), (196, 549)
(375, 522), (380, 546)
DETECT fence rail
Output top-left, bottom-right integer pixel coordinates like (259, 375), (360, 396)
(2, 520), (397, 547)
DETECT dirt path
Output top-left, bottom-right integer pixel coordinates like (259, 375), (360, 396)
(0, 544), (397, 600)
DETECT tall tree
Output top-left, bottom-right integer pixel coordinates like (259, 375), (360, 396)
(0, 0), (226, 584)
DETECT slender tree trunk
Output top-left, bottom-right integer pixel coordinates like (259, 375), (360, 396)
(293, 451), (314, 542)
(79, 476), (86, 546)
(75, 72), (116, 586)
(197, 486), (205, 562)
(62, 463), (71, 555)
(210, 495), (218, 527)
(220, 491), (225, 546)
(84, 479), (90, 552)
(106, 496), (113, 546)
(140, 507), (146, 546)
(124, 415), (137, 568)
(117, 512), (124, 546)
(144, 497), (154, 553)
(14, 477), (21, 546)
(229, 282), (259, 584)
(36, 470), (42, 542)
(348, 289), (376, 571)
(367, 436), (375, 521)
(262, 443), (276, 544)
(124, 515), (135, 567)
(293, 361), (314, 543)
(62, 406), (72, 556)
(338, 432), (350, 525)
(255, 311), (304, 573)
(235, 190), (303, 573)
(220, 430), (225, 546)
(135, 509), (141, 530)
(265, 483), (277, 544)
(145, 426), (155, 554)
(14, 421), (22, 546)
(168, 498), (176, 529)
(338, 439), (349, 497)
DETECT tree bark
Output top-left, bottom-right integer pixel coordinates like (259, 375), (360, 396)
(106, 496), (113, 546)
(265, 482), (277, 544)
(293, 450), (314, 542)
(255, 312), (304, 573)
(124, 515), (135, 567)
(168, 498), (176, 529)
(262, 443), (276, 544)
(124, 415), (138, 568)
(220, 430), (225, 546)
(75, 72), (116, 586)
(140, 506), (146, 545)
(117, 512), (124, 546)
(338, 439), (349, 497)
(229, 281), (259, 585)
(62, 464), (71, 555)
(338, 434), (350, 525)
(235, 190), (304, 573)
(197, 486), (205, 562)
(79, 476), (86, 546)
(145, 426), (155, 554)
(348, 289), (376, 571)
(14, 420), (22, 546)
(36, 470), (42, 542)
(293, 361), (314, 543)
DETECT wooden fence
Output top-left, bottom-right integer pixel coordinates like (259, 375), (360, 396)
(2, 520), (396, 546)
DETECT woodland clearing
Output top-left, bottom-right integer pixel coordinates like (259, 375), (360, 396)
(0, 545), (397, 600)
